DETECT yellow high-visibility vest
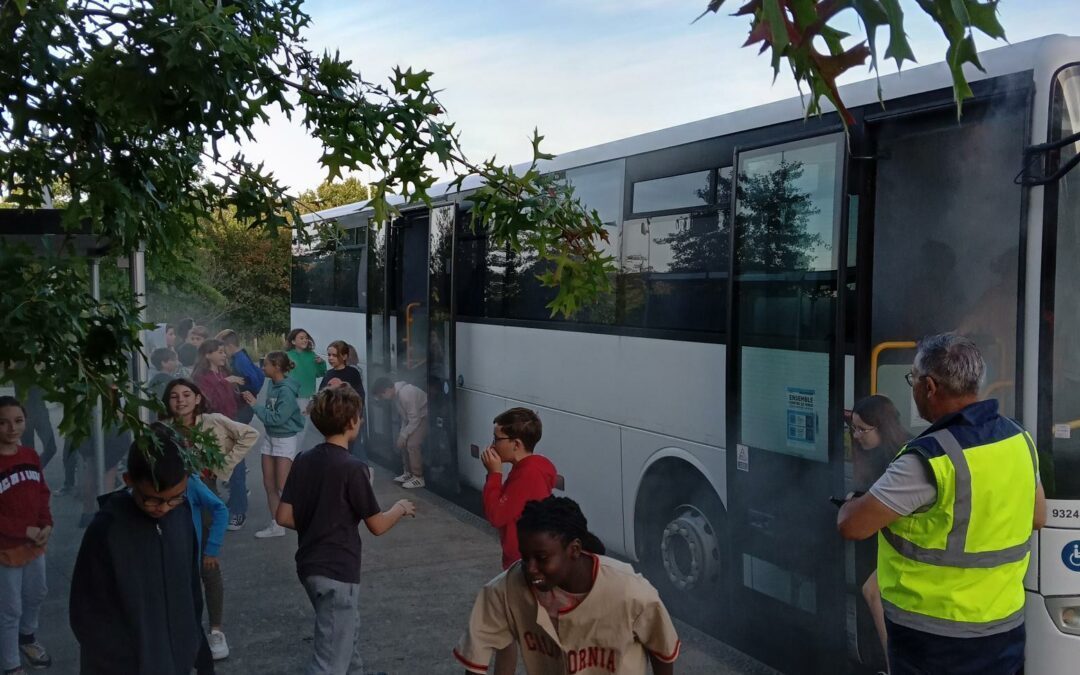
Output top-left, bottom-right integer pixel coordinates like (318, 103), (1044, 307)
(877, 417), (1038, 637)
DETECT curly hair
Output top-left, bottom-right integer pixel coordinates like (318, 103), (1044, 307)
(517, 496), (605, 555)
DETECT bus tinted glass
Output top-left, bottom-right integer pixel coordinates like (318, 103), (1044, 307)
(632, 170), (712, 213)
(1048, 65), (1080, 499)
(871, 97), (1026, 428)
(291, 240), (365, 311)
(735, 136), (843, 347)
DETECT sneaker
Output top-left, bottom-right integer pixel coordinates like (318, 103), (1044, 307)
(393, 472), (412, 483)
(19, 640), (51, 668)
(227, 513), (246, 531)
(254, 521), (286, 538)
(401, 476), (425, 490)
(52, 485), (73, 497)
(208, 629), (230, 660)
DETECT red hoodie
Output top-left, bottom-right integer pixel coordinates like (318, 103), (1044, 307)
(0, 446), (52, 565)
(483, 453), (558, 570)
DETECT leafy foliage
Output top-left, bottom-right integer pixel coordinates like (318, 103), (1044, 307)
(698, 0), (1007, 123)
(0, 1), (611, 464)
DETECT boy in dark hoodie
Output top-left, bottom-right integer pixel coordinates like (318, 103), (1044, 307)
(70, 424), (205, 675)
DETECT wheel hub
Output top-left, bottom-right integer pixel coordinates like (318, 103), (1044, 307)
(660, 503), (721, 591)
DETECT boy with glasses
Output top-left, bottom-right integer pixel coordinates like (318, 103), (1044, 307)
(70, 424), (207, 675)
(481, 408), (559, 570)
(481, 408), (559, 675)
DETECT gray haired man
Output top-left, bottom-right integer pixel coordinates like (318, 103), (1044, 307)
(838, 332), (1046, 675)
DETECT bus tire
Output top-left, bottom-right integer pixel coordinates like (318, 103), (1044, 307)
(635, 463), (730, 636)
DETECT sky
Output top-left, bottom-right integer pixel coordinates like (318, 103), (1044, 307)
(228, 1), (1076, 192)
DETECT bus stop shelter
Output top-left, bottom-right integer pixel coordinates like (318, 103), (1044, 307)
(0, 209), (149, 497)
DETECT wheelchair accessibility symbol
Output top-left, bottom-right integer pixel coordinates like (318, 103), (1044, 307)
(1064, 541), (1080, 572)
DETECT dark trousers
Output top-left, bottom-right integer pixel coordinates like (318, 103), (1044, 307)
(887, 619), (1025, 675)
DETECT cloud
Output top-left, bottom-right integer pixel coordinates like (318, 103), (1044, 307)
(229, 1), (1067, 192)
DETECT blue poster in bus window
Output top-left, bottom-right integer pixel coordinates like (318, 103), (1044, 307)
(786, 387), (817, 451)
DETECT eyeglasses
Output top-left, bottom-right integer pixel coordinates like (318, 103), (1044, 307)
(135, 490), (187, 509)
(491, 435), (514, 445)
(847, 424), (876, 436)
(905, 371), (921, 387)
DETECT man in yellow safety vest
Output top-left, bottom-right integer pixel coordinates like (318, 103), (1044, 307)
(838, 332), (1046, 674)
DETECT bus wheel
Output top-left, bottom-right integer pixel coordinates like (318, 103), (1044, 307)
(636, 467), (729, 634)
(661, 502), (722, 593)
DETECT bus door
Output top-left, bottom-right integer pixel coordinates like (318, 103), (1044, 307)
(367, 206), (460, 494)
(726, 132), (850, 674)
(852, 75), (1032, 668)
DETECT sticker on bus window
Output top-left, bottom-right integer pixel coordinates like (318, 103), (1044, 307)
(786, 387), (817, 451)
(737, 444), (749, 472)
(1053, 424), (1072, 439)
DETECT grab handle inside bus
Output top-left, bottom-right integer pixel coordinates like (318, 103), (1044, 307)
(870, 341), (917, 395)
(405, 301), (421, 368)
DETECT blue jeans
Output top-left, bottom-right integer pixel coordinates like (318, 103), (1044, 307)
(227, 458), (248, 516)
(0, 555), (47, 671)
(887, 619), (1025, 675)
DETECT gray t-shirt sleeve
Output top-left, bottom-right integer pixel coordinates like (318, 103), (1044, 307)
(868, 453), (938, 516)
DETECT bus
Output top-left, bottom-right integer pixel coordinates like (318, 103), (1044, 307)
(290, 34), (1080, 674)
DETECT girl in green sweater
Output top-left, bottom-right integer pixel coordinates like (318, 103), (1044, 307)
(285, 328), (327, 401)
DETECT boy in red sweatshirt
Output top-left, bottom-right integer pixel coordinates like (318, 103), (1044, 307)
(480, 408), (558, 674)
(0, 396), (53, 674)
(481, 407), (559, 571)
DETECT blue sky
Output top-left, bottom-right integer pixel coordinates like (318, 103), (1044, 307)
(234, 1), (1077, 191)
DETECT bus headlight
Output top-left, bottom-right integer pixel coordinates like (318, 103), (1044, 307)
(1046, 597), (1080, 636)
(1064, 607), (1080, 629)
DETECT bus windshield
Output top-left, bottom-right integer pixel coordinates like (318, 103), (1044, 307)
(1048, 63), (1080, 500)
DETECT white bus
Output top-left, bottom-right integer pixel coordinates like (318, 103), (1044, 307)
(292, 34), (1080, 674)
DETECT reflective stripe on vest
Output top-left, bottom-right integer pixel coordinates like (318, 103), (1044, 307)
(877, 421), (1038, 638)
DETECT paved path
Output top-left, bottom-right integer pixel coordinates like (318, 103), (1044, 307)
(23, 403), (778, 674)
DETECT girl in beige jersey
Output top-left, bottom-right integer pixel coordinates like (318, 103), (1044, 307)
(455, 497), (680, 675)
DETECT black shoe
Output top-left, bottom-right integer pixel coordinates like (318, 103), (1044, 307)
(227, 513), (246, 531)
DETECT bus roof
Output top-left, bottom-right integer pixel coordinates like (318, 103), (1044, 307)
(303, 33), (1078, 224)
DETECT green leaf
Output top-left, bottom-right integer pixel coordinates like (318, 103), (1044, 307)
(966, 1), (1005, 39)
(880, 0), (916, 68)
(762, 0), (789, 72)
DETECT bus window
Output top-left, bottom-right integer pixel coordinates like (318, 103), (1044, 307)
(1048, 64), (1080, 499)
(870, 97), (1027, 426)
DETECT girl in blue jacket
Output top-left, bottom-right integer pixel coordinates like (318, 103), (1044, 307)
(186, 474), (231, 664)
(241, 351), (304, 540)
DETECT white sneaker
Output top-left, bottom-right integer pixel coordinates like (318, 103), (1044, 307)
(393, 472), (412, 483)
(401, 476), (425, 489)
(208, 629), (230, 660)
(254, 521), (286, 538)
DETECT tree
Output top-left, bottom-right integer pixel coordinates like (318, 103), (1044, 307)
(0, 0), (611, 460)
(297, 176), (370, 213)
(699, 0), (1008, 124)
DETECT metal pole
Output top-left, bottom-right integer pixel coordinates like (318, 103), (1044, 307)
(129, 243), (150, 423)
(90, 258), (106, 496)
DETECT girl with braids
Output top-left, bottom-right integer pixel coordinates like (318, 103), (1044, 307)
(454, 496), (681, 675)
